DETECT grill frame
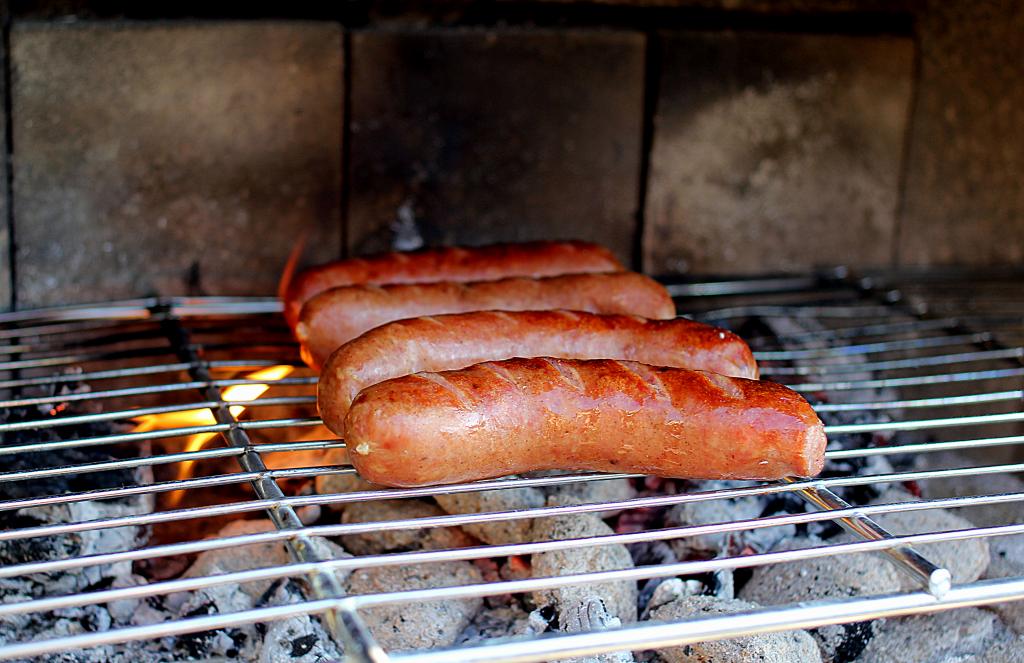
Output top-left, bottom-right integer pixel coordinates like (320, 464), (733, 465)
(0, 270), (1021, 662)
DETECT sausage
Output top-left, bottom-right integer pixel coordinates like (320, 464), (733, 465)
(342, 357), (827, 487)
(318, 310), (757, 427)
(283, 240), (622, 328)
(297, 272), (675, 369)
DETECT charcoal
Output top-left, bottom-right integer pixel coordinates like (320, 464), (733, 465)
(170, 579), (343, 662)
(0, 604), (164, 662)
(527, 607), (554, 634)
(165, 519), (348, 661)
(313, 447), (382, 507)
(498, 554), (532, 583)
(345, 561), (483, 651)
(339, 498), (474, 554)
(0, 497), (151, 599)
(175, 520), (350, 604)
(560, 597), (635, 663)
(0, 399), (172, 661)
(630, 541), (678, 612)
(456, 603), (537, 645)
(665, 481), (796, 559)
(711, 563), (735, 600)
(853, 608), (1010, 663)
(542, 476), (637, 517)
(984, 535), (1024, 633)
(915, 452), (1024, 528)
(649, 595), (822, 662)
(0, 402), (157, 662)
(644, 579), (705, 615)
(530, 510), (637, 630)
(739, 536), (901, 661)
(863, 488), (989, 589)
(259, 616), (344, 663)
(912, 453), (1024, 632)
(105, 573), (153, 624)
(435, 485), (546, 544)
(819, 452), (898, 506)
(666, 488), (762, 557)
(0, 447), (142, 500)
(0, 412), (151, 509)
(960, 634), (1024, 663)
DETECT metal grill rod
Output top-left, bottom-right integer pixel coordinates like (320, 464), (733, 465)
(0, 344), (1011, 411)
(4, 460), (1023, 545)
(753, 332), (993, 359)
(393, 576), (1024, 663)
(4, 461), (1023, 545)
(2, 395), (1017, 457)
(0, 464), (350, 511)
(346, 525), (1024, 607)
(4, 403), (1020, 478)
(0, 396), (315, 429)
(0, 429), (1020, 514)
(0, 416), (321, 458)
(760, 347), (1023, 375)
(0, 296), (283, 324)
(14, 319), (989, 362)
(7, 491), (1020, 616)
(0, 374), (313, 416)
(787, 479), (948, 594)
(155, 312), (354, 649)
(4, 467), (1023, 585)
(0, 346), (178, 371)
(0, 358), (280, 390)
(789, 367), (1024, 391)
(824, 411), (1024, 434)
(814, 390), (1023, 411)
(4, 528), (1024, 663)
(0, 444), (247, 480)
(743, 317), (963, 344)
(698, 304), (898, 319)
(0, 318), (141, 339)
(828, 434), (1024, 459)
(22, 330), (988, 364)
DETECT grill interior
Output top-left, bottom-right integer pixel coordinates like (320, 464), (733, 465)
(0, 268), (1022, 662)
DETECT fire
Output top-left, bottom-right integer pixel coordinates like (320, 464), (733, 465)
(277, 231), (308, 301)
(133, 365), (294, 504)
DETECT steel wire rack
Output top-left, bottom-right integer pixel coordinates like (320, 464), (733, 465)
(0, 269), (1021, 661)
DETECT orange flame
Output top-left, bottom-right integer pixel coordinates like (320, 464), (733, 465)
(277, 231), (309, 302)
(133, 365), (294, 506)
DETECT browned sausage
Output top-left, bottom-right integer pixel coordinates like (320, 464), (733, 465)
(318, 311), (757, 427)
(297, 272), (675, 369)
(341, 357), (826, 487)
(282, 241), (622, 328)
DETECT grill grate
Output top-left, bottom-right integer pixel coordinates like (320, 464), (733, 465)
(0, 270), (1021, 661)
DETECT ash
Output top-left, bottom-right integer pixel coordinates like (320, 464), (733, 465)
(0, 394), (160, 662)
(0, 385), (346, 662)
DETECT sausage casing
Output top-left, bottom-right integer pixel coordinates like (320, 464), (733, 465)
(283, 240), (622, 327)
(318, 310), (757, 429)
(343, 357), (826, 487)
(298, 272), (674, 369)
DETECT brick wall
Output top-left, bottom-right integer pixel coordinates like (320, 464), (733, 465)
(0, 1), (1020, 308)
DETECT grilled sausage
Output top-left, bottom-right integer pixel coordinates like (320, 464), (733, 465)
(318, 310), (757, 425)
(341, 357), (826, 487)
(297, 272), (675, 369)
(283, 240), (622, 327)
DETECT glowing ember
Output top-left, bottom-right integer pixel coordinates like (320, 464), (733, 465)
(133, 365), (294, 504)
